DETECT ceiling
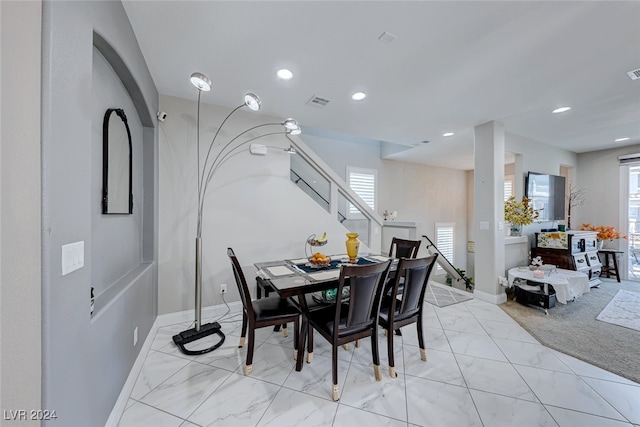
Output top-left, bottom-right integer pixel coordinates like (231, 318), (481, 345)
(122, 1), (640, 170)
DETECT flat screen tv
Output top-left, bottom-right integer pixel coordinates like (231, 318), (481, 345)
(525, 172), (566, 221)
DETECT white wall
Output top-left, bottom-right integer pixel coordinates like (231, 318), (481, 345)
(303, 132), (469, 273)
(158, 95), (362, 314)
(0, 1), (42, 422)
(577, 145), (640, 246)
(505, 132), (578, 244)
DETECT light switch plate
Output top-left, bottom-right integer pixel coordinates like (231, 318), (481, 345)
(62, 241), (84, 276)
(479, 221), (490, 231)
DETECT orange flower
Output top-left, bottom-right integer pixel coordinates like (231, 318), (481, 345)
(579, 223), (627, 241)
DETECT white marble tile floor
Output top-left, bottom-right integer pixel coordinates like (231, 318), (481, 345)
(118, 298), (640, 426)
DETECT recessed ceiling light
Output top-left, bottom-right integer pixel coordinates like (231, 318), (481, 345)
(615, 137), (630, 142)
(442, 132), (454, 137)
(276, 68), (293, 80)
(351, 92), (367, 101)
(552, 106), (571, 114)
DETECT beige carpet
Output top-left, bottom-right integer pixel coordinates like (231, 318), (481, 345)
(500, 278), (640, 384)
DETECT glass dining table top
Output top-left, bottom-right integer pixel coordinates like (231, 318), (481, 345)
(254, 254), (395, 298)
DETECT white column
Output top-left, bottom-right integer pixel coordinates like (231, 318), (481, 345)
(473, 121), (507, 304)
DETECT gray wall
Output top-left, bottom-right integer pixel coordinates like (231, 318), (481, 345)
(92, 47), (144, 297)
(40, 1), (158, 426)
(1, 1), (42, 425)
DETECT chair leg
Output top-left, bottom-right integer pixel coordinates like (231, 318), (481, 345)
(332, 384), (339, 401)
(306, 324), (314, 363)
(238, 312), (248, 348)
(417, 316), (427, 361)
(387, 324), (397, 378)
(282, 323), (288, 337)
(343, 343), (350, 350)
(244, 327), (255, 376)
(355, 339), (361, 348)
(293, 316), (300, 361)
(372, 330), (382, 381)
(332, 344), (339, 401)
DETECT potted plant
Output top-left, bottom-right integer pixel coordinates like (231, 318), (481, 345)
(504, 196), (539, 236)
(579, 223), (626, 248)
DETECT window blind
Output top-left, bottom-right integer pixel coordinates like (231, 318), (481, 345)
(347, 167), (376, 214)
(504, 176), (514, 201)
(435, 223), (454, 274)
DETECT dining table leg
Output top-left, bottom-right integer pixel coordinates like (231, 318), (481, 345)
(295, 294), (308, 371)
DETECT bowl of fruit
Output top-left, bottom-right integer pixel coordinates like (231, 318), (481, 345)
(307, 232), (328, 247)
(308, 252), (331, 268)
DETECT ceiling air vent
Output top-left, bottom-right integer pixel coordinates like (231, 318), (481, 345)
(627, 68), (640, 81)
(306, 95), (331, 108)
(378, 31), (397, 44)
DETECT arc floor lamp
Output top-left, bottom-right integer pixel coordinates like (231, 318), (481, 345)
(173, 72), (300, 355)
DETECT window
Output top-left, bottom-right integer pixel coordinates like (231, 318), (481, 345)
(504, 175), (514, 201)
(435, 223), (455, 274)
(347, 167), (376, 215)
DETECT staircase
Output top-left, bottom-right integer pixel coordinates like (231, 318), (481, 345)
(287, 136), (383, 254)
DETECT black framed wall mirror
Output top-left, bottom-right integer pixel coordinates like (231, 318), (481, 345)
(102, 108), (133, 214)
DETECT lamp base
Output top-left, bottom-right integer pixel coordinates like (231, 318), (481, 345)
(172, 322), (226, 355)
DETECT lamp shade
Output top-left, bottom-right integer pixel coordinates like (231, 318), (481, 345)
(283, 118), (299, 130)
(190, 72), (212, 92)
(244, 93), (261, 111)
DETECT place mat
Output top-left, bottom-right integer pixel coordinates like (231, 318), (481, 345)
(296, 257), (376, 274)
(307, 270), (341, 281)
(265, 265), (295, 277)
(368, 255), (391, 262)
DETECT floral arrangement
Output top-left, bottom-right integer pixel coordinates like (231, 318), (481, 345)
(579, 223), (626, 241)
(504, 196), (539, 226)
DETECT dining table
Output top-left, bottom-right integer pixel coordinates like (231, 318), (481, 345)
(254, 253), (396, 371)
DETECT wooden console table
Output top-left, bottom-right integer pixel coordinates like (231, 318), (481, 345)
(598, 249), (622, 282)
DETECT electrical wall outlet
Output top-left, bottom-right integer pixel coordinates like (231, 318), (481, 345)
(220, 283), (227, 294)
(133, 327), (138, 346)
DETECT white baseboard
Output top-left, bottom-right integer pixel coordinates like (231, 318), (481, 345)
(155, 301), (243, 327)
(429, 280), (472, 296)
(105, 301), (244, 426)
(473, 288), (507, 305)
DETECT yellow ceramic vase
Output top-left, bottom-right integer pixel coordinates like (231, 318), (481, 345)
(345, 233), (360, 263)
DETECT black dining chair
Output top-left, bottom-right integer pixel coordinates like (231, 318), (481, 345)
(388, 237), (421, 259)
(228, 248), (301, 376)
(386, 237), (422, 335)
(255, 275), (288, 336)
(378, 254), (438, 378)
(305, 260), (392, 401)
